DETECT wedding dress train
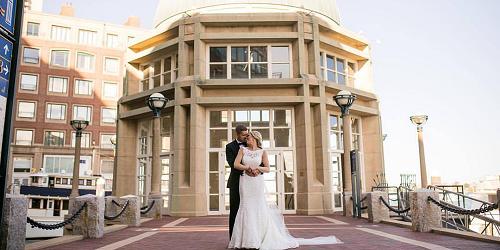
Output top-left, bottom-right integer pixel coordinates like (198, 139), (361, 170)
(228, 147), (341, 249)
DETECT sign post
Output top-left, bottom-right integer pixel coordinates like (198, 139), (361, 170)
(0, 0), (23, 239)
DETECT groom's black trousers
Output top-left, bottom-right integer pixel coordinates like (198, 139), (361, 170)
(229, 186), (240, 239)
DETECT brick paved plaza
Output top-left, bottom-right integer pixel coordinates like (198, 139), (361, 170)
(45, 215), (499, 250)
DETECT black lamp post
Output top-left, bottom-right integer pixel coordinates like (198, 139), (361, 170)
(70, 120), (89, 198)
(333, 90), (358, 217)
(410, 115), (429, 188)
(146, 93), (168, 196)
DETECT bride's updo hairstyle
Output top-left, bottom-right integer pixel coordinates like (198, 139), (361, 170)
(249, 131), (263, 149)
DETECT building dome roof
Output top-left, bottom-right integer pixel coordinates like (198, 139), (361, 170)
(154, 0), (340, 29)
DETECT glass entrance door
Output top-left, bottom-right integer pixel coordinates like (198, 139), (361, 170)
(266, 151), (296, 214)
(208, 151), (230, 215)
(330, 153), (343, 211)
(161, 156), (172, 214)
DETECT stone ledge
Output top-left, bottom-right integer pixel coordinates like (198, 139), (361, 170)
(380, 219), (412, 229)
(26, 224), (129, 250)
(431, 227), (500, 244)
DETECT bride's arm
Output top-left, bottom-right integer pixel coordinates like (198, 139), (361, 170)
(257, 151), (270, 173)
(234, 148), (249, 171)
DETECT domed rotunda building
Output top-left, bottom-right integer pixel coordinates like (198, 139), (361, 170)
(115, 0), (385, 216)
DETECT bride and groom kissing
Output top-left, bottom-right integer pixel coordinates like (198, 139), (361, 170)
(226, 125), (340, 249)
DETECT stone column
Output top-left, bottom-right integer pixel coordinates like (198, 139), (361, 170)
(1, 194), (28, 250)
(70, 194), (105, 238)
(410, 189), (441, 232)
(367, 191), (390, 223)
(119, 195), (141, 226)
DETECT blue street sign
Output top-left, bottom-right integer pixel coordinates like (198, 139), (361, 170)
(0, 0), (16, 35)
(0, 56), (10, 80)
(0, 77), (6, 97)
(0, 33), (12, 59)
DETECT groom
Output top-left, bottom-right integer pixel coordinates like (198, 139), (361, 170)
(226, 124), (259, 239)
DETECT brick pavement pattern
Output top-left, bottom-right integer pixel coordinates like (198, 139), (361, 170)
(47, 215), (500, 250)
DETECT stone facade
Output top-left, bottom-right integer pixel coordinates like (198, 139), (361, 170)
(1, 195), (28, 250)
(116, 2), (385, 216)
(410, 189), (441, 232)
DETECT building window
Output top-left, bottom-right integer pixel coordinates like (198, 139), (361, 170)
(31, 198), (42, 209)
(101, 159), (114, 175)
(71, 132), (91, 148)
(161, 116), (172, 152)
(106, 33), (120, 48)
(48, 76), (68, 94)
(13, 157), (32, 173)
(73, 105), (92, 122)
(320, 52), (356, 85)
(23, 47), (39, 64)
(102, 82), (118, 99)
(78, 29), (97, 46)
(104, 57), (119, 74)
(17, 101), (36, 119)
(46, 103), (66, 120)
(74, 79), (93, 96)
(328, 114), (361, 150)
(101, 107), (116, 124)
(76, 52), (95, 72)
(141, 64), (150, 91)
(20, 73), (38, 91)
(43, 155), (89, 175)
(50, 50), (70, 68)
(141, 55), (178, 90)
(15, 130), (33, 145)
(27, 22), (39, 36)
(51, 25), (71, 41)
(100, 134), (115, 149)
(127, 36), (135, 43)
(44, 131), (65, 147)
(208, 45), (291, 79)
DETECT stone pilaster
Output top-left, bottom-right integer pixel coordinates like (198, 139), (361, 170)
(144, 195), (163, 219)
(120, 195), (141, 226)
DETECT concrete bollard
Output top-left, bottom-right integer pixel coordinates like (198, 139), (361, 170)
(409, 189), (441, 232)
(70, 194), (105, 238)
(1, 194), (28, 250)
(367, 191), (390, 223)
(144, 195), (163, 219)
(119, 195), (141, 226)
(104, 196), (119, 224)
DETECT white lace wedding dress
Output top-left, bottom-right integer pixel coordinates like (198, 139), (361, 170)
(228, 147), (341, 249)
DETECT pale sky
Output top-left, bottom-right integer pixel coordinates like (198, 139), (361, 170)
(43, 0), (500, 185)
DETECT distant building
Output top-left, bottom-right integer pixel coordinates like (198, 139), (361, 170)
(430, 176), (442, 186)
(8, 1), (148, 200)
(115, 0), (385, 216)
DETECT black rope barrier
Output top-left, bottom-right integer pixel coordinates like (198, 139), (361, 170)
(360, 206), (368, 210)
(105, 200), (130, 220)
(379, 196), (410, 214)
(427, 196), (498, 215)
(360, 196), (367, 203)
(112, 199), (122, 207)
(27, 203), (88, 230)
(140, 200), (156, 215)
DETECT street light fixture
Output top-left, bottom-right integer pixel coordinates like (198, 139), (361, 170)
(146, 93), (168, 196)
(333, 90), (359, 217)
(70, 120), (89, 198)
(410, 115), (429, 188)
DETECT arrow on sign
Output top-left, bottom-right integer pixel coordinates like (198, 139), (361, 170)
(3, 44), (8, 55)
(3, 65), (8, 75)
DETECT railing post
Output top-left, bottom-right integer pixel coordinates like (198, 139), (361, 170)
(367, 191), (390, 223)
(344, 192), (354, 217)
(120, 195), (141, 226)
(410, 189), (441, 232)
(1, 194), (28, 250)
(105, 196), (119, 222)
(70, 194), (105, 238)
(144, 195), (163, 219)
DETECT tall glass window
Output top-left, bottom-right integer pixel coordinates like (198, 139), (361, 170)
(73, 105), (92, 122)
(48, 76), (68, 94)
(50, 50), (70, 68)
(51, 25), (71, 41)
(104, 57), (119, 74)
(17, 101), (36, 119)
(27, 22), (39, 36)
(100, 134), (115, 149)
(101, 107), (116, 124)
(46, 103), (66, 120)
(106, 33), (120, 48)
(23, 47), (39, 64)
(78, 29), (97, 45)
(20, 73), (38, 91)
(15, 130), (33, 145)
(103, 82), (118, 99)
(74, 79), (93, 96)
(320, 52), (356, 86)
(76, 52), (95, 71)
(209, 45), (291, 79)
(44, 131), (65, 146)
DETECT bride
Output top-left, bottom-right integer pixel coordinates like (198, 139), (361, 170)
(228, 131), (341, 249)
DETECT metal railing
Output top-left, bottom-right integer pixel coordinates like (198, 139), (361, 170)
(428, 185), (500, 237)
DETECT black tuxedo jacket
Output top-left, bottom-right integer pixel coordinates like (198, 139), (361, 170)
(226, 140), (243, 189)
